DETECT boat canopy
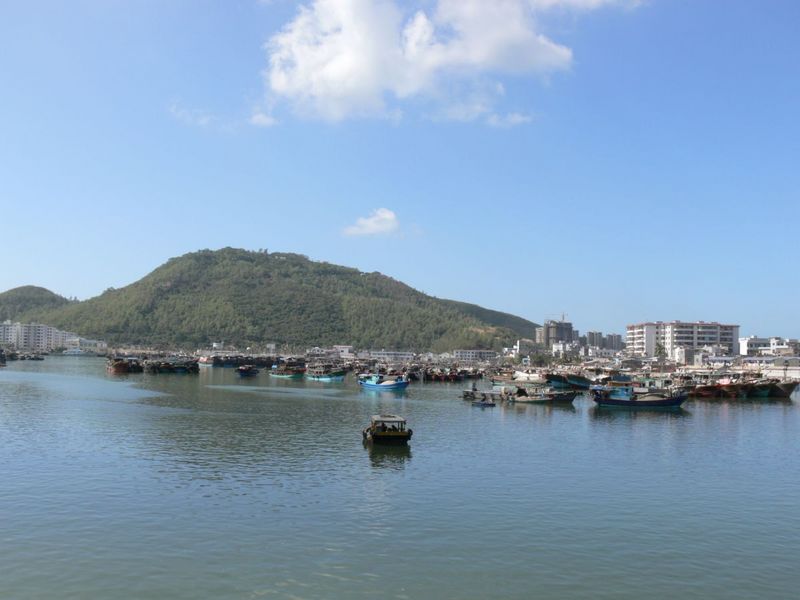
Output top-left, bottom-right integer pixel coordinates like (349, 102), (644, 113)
(370, 414), (406, 424)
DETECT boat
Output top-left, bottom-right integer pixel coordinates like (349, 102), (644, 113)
(62, 348), (93, 356)
(513, 370), (545, 383)
(771, 380), (799, 398)
(471, 399), (496, 407)
(358, 373), (409, 391)
(566, 374), (592, 389)
(508, 388), (578, 404)
(270, 366), (305, 379)
(362, 414), (412, 444)
(747, 379), (773, 398)
(544, 373), (571, 389)
(306, 364), (346, 382)
(590, 385), (688, 408)
(107, 357), (143, 374)
(236, 364), (260, 377)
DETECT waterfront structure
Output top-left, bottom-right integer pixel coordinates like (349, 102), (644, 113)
(626, 321), (740, 358)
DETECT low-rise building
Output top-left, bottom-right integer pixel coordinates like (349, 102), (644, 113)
(627, 321), (739, 358)
(452, 349), (498, 364)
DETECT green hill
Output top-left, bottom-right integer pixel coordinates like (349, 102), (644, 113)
(3, 248), (538, 351)
(0, 286), (72, 322)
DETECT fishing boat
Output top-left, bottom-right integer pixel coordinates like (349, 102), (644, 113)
(236, 364), (260, 377)
(270, 366), (305, 379)
(306, 364), (346, 382)
(566, 374), (592, 389)
(513, 370), (545, 383)
(107, 357), (143, 374)
(358, 373), (409, 391)
(362, 414), (412, 444)
(544, 373), (571, 389)
(508, 388), (578, 404)
(747, 379), (773, 398)
(772, 380), (799, 398)
(590, 385), (688, 408)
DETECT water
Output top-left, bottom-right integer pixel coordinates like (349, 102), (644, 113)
(2, 357), (799, 599)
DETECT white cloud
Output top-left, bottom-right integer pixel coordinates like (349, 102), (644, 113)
(259, 0), (633, 122)
(343, 208), (399, 236)
(168, 101), (215, 127)
(487, 112), (534, 128)
(250, 111), (278, 127)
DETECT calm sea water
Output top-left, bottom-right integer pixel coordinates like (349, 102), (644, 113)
(1, 357), (799, 599)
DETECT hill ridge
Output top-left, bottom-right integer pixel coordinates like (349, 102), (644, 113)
(0, 248), (538, 351)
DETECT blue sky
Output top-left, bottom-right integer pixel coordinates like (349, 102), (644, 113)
(1, 0), (798, 338)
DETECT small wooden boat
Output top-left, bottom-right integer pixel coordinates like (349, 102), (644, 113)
(363, 414), (412, 444)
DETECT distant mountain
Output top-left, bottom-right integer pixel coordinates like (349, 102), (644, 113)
(3, 248), (538, 351)
(0, 286), (72, 322)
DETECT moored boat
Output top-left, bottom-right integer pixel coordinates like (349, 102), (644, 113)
(358, 373), (409, 391)
(772, 380), (799, 398)
(236, 364), (260, 377)
(306, 364), (346, 382)
(591, 385), (687, 408)
(270, 366), (305, 379)
(362, 414), (412, 444)
(545, 373), (571, 389)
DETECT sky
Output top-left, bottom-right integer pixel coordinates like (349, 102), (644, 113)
(1, 0), (798, 338)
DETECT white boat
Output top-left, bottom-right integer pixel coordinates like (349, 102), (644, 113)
(62, 348), (94, 356)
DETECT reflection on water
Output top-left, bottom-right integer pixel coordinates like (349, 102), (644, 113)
(589, 406), (692, 421)
(364, 442), (412, 470)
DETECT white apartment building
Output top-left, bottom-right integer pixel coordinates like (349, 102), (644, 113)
(369, 350), (416, 363)
(452, 349), (498, 363)
(740, 336), (800, 356)
(626, 321), (740, 358)
(0, 321), (79, 351)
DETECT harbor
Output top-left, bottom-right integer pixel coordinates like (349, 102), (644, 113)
(2, 355), (799, 599)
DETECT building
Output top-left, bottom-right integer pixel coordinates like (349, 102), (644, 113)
(0, 321), (85, 352)
(368, 350), (415, 363)
(605, 333), (624, 351)
(586, 331), (603, 348)
(739, 336), (770, 356)
(626, 321), (740, 358)
(542, 319), (575, 348)
(452, 349), (498, 364)
(740, 336), (800, 356)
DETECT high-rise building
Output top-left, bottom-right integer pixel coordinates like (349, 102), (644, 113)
(542, 319), (574, 348)
(586, 331), (603, 347)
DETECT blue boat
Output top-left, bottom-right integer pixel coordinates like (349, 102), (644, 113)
(358, 374), (410, 391)
(590, 385), (688, 408)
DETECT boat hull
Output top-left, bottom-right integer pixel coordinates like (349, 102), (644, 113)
(593, 394), (687, 408)
(359, 381), (409, 391)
